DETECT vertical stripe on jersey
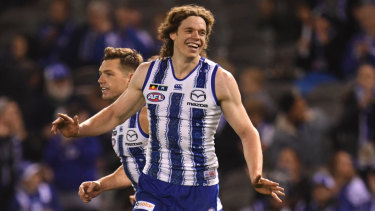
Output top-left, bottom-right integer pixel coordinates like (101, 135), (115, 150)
(127, 147), (146, 184)
(118, 135), (136, 185)
(153, 59), (168, 84)
(126, 114), (143, 184)
(166, 93), (184, 184)
(211, 65), (220, 106)
(122, 158), (137, 187)
(195, 62), (209, 88)
(191, 108), (206, 185)
(128, 114), (137, 128)
(118, 135), (125, 160)
(147, 104), (161, 178)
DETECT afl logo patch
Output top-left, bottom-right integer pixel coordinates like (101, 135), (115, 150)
(147, 92), (165, 102)
(126, 130), (138, 142)
(190, 90), (206, 102)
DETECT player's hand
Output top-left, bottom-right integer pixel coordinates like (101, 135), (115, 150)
(129, 194), (136, 205)
(78, 181), (102, 203)
(252, 175), (285, 203)
(51, 113), (80, 137)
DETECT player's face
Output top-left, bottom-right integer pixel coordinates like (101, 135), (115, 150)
(98, 59), (130, 101)
(170, 16), (207, 59)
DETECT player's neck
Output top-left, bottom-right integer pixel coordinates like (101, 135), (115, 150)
(171, 54), (200, 79)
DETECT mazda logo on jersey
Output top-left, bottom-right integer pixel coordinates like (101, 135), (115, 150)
(147, 92), (165, 102)
(190, 90), (206, 102)
(126, 130), (138, 142)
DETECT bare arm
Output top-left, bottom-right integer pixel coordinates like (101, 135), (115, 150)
(215, 68), (284, 202)
(78, 165), (132, 203)
(51, 62), (151, 137)
(97, 165), (132, 191)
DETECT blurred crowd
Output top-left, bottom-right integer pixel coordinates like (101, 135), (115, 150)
(1, 0), (375, 210)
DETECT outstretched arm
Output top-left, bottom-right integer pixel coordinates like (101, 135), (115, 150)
(215, 68), (285, 202)
(78, 165), (132, 203)
(51, 62), (151, 138)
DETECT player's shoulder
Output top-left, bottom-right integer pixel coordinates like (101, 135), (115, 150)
(137, 61), (153, 72)
(214, 66), (238, 101)
(131, 61), (154, 89)
(133, 61), (153, 79)
(215, 66), (235, 84)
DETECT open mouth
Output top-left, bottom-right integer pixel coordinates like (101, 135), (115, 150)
(101, 87), (109, 93)
(187, 43), (199, 49)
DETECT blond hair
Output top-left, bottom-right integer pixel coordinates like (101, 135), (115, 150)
(103, 47), (143, 73)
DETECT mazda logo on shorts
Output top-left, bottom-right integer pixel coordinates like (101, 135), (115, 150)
(190, 90), (206, 102)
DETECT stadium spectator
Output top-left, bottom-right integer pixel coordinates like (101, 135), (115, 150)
(342, 2), (375, 79)
(266, 90), (333, 170)
(114, 4), (155, 60)
(331, 151), (371, 210)
(44, 99), (102, 211)
(64, 0), (120, 68)
(10, 161), (61, 211)
(37, 0), (76, 67)
(333, 63), (375, 169)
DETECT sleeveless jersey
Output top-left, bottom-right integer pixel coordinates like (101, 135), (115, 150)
(142, 57), (222, 186)
(112, 110), (149, 188)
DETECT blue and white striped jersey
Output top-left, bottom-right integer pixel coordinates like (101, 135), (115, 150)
(112, 110), (149, 189)
(142, 57), (222, 186)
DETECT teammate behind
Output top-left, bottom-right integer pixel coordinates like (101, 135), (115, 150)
(77, 47), (148, 204)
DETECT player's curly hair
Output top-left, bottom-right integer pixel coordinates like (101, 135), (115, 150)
(103, 47), (143, 72)
(158, 5), (215, 59)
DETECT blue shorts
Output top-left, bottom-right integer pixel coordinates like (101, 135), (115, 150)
(133, 173), (223, 211)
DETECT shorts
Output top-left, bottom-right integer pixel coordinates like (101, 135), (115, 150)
(133, 173), (223, 211)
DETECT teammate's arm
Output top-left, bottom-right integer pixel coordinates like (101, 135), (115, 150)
(78, 165), (132, 203)
(215, 67), (285, 202)
(51, 62), (151, 137)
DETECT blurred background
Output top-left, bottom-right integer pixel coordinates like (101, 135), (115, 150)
(1, 0), (375, 210)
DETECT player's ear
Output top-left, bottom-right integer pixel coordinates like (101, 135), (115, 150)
(128, 73), (134, 83)
(169, 32), (176, 41)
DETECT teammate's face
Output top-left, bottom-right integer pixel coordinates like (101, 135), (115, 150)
(98, 58), (130, 101)
(170, 16), (207, 59)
